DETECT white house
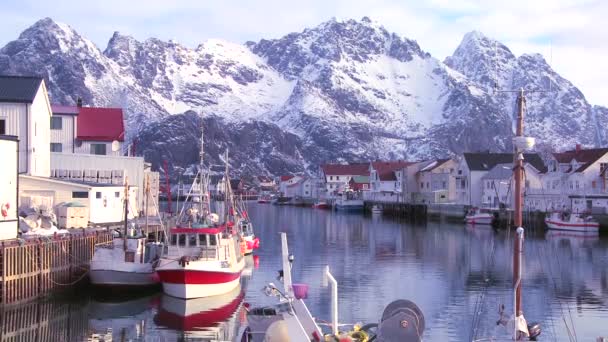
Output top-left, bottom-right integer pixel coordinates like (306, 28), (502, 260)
(0, 135), (18, 240)
(369, 161), (412, 202)
(481, 163), (543, 209)
(528, 146), (608, 213)
(455, 152), (546, 206)
(320, 163), (369, 196)
(19, 175), (138, 225)
(0, 76), (51, 177)
(279, 175), (303, 196)
(413, 159), (458, 204)
(51, 103), (125, 156)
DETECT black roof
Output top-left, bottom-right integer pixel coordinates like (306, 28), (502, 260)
(0, 76), (43, 103)
(209, 175), (223, 183)
(463, 152), (547, 172)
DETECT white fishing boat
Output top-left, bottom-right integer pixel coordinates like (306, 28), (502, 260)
(464, 207), (495, 225)
(156, 130), (245, 299)
(371, 205), (382, 215)
(90, 179), (163, 288)
(335, 188), (364, 212)
(545, 211), (599, 232)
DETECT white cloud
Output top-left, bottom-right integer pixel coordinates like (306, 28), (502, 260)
(0, 0), (605, 106)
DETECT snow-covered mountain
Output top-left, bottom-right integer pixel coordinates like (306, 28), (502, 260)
(0, 17), (605, 176)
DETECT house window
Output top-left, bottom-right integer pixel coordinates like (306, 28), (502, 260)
(115, 192), (120, 198)
(178, 234), (186, 246)
(50, 117), (62, 130)
(575, 181), (579, 189)
(50, 143), (62, 152)
(458, 170), (462, 175)
(90, 143), (107, 155)
(461, 179), (466, 188)
(363, 184), (368, 189)
(420, 182), (424, 189)
(488, 196), (491, 202)
(0, 119), (5, 134)
(442, 181), (446, 188)
(72, 191), (88, 198)
(336, 176), (340, 180)
(426, 182), (429, 188)
(96, 192), (101, 199)
(330, 176), (333, 181)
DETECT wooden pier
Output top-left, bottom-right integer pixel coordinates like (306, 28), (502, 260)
(364, 201), (427, 220)
(0, 230), (112, 304)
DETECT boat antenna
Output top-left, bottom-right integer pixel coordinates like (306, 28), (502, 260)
(200, 125), (205, 219)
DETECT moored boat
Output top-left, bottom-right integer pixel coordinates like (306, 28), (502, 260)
(334, 189), (364, 211)
(312, 200), (330, 209)
(89, 179), (163, 289)
(464, 207), (495, 225)
(545, 211), (599, 232)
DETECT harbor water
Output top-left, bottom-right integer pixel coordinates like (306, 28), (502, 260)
(3, 203), (607, 341)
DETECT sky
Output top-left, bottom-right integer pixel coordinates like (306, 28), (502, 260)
(0, 0), (606, 106)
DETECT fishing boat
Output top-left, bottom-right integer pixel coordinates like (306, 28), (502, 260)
(257, 195), (271, 204)
(90, 179), (163, 288)
(238, 218), (260, 255)
(156, 131), (245, 299)
(334, 188), (364, 212)
(464, 207), (496, 225)
(312, 200), (330, 209)
(545, 210), (599, 232)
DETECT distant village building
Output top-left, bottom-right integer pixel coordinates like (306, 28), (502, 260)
(321, 163), (369, 196)
(0, 76), (52, 177)
(279, 175), (303, 196)
(369, 161), (412, 202)
(481, 163), (542, 208)
(413, 158), (458, 204)
(531, 146), (608, 213)
(455, 152), (546, 207)
(0, 135), (18, 240)
(348, 176), (370, 191)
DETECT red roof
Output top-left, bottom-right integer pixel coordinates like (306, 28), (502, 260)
(280, 175), (294, 182)
(553, 148), (608, 172)
(321, 163), (370, 176)
(76, 107), (125, 142)
(371, 161), (414, 181)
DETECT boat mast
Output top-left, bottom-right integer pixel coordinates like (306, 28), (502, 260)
(513, 88), (525, 325)
(123, 176), (129, 251)
(224, 149), (230, 224)
(145, 174), (149, 239)
(199, 126), (205, 219)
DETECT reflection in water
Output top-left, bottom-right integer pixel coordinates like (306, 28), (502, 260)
(1, 204), (607, 341)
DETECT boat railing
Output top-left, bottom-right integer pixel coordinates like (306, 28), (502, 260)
(94, 240), (115, 249)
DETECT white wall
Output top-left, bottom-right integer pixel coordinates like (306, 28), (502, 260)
(50, 153), (145, 204)
(50, 114), (75, 153)
(28, 82), (51, 177)
(89, 186), (138, 224)
(74, 140), (122, 156)
(0, 138), (18, 240)
(0, 102), (27, 173)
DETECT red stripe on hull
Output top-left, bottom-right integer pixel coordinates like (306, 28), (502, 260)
(545, 220), (599, 228)
(157, 270), (241, 284)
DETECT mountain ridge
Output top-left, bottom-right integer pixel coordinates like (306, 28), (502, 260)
(1, 17), (605, 176)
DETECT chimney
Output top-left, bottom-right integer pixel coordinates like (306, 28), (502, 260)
(575, 144), (581, 153)
(76, 97), (82, 107)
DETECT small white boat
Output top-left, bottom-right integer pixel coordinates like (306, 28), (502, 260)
(239, 219), (259, 255)
(545, 211), (599, 232)
(90, 231), (163, 288)
(90, 180), (163, 289)
(464, 207), (494, 225)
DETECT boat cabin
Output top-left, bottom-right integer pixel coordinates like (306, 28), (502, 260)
(167, 226), (240, 260)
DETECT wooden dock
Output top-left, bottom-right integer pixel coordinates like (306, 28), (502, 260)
(364, 201), (427, 220)
(0, 231), (112, 304)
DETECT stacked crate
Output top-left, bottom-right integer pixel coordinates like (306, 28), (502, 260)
(69, 170), (84, 181)
(83, 170), (98, 183)
(111, 170), (125, 185)
(98, 170), (112, 184)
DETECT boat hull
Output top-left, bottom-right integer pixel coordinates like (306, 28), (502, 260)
(545, 219), (599, 232)
(312, 203), (330, 209)
(465, 216), (493, 225)
(89, 269), (159, 287)
(158, 269), (242, 299)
